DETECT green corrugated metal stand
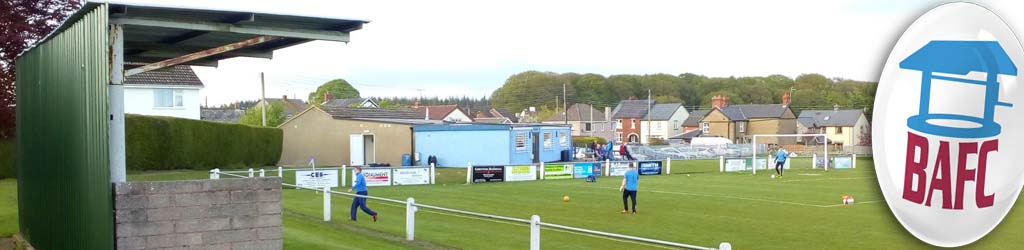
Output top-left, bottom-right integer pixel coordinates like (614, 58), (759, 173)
(15, 4), (113, 249)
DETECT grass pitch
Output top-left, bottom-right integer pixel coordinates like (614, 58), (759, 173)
(4, 157), (1024, 249)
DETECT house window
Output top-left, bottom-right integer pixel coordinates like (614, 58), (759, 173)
(584, 123), (592, 132)
(559, 131), (568, 146)
(543, 132), (553, 149)
(616, 120), (623, 129)
(836, 126), (843, 134)
(631, 120), (636, 129)
(515, 133), (527, 151)
(702, 122), (710, 133)
(738, 122), (745, 133)
(154, 89), (184, 108)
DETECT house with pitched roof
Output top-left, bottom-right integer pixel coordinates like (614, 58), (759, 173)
(698, 94), (797, 144)
(277, 106), (440, 166)
(321, 97), (379, 108)
(123, 64), (204, 119)
(489, 108), (519, 123)
(543, 103), (613, 141)
(415, 104), (473, 122)
(255, 95), (308, 120)
(640, 103), (689, 144)
(611, 99), (652, 143)
(797, 107), (870, 146)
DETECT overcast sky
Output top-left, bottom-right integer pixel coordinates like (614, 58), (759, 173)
(112, 0), (1024, 106)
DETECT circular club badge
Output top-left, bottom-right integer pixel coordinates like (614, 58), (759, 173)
(875, 3), (1024, 247)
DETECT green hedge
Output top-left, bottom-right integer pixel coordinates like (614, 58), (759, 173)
(126, 114), (282, 170)
(572, 136), (608, 147)
(0, 140), (13, 179)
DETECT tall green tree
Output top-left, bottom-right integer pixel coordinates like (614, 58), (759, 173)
(308, 79), (360, 105)
(488, 71), (877, 118)
(239, 101), (285, 127)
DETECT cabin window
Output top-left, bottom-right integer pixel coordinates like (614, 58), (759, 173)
(515, 133), (527, 151)
(559, 131), (568, 146)
(543, 132), (553, 149)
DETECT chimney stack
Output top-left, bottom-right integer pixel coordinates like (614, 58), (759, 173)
(782, 92), (791, 107)
(712, 95), (731, 109)
(323, 92), (333, 102)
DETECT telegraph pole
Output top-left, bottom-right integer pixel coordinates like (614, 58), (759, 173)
(647, 89), (651, 145)
(563, 83), (568, 125)
(261, 72), (267, 127)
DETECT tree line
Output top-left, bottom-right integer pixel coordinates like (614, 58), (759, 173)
(489, 71), (878, 119)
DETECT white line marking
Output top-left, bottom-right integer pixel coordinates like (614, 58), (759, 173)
(780, 177), (873, 183)
(820, 200), (884, 207)
(552, 183), (876, 208)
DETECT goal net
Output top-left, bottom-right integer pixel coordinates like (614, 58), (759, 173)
(749, 134), (830, 175)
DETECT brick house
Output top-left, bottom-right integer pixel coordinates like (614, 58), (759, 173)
(611, 100), (651, 143)
(697, 94), (797, 145)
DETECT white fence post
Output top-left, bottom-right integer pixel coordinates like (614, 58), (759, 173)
(210, 168), (220, 179)
(323, 187), (331, 222)
(530, 215), (541, 250)
(466, 162), (473, 184)
(277, 166), (283, 177)
(259, 169), (265, 177)
(248, 168), (254, 178)
(540, 162), (546, 180)
(666, 157), (672, 175)
(430, 163), (436, 184)
(406, 197), (417, 241)
(853, 154), (858, 169)
(598, 158), (606, 177)
(342, 165), (348, 187)
(719, 156), (724, 172)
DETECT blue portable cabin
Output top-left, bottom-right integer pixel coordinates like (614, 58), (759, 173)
(413, 123), (572, 167)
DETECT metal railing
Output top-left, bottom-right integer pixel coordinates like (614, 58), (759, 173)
(213, 171), (730, 250)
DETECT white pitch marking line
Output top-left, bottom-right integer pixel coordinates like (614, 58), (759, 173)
(779, 177), (873, 183)
(556, 183), (872, 208)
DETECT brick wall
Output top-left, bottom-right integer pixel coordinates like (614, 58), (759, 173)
(114, 178), (283, 250)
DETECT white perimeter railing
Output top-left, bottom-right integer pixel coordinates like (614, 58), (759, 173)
(210, 168), (731, 250)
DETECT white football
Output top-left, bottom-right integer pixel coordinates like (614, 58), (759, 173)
(771, 174), (776, 179)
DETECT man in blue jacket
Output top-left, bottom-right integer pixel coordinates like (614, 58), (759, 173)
(619, 163), (639, 214)
(348, 166), (378, 222)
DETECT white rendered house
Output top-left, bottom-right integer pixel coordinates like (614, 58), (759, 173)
(123, 65), (204, 119)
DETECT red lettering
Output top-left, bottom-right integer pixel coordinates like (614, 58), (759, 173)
(904, 132), (929, 204)
(955, 142), (978, 210)
(977, 140), (997, 208)
(926, 141), (952, 209)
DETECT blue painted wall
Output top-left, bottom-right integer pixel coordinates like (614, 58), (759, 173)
(509, 128), (534, 164)
(415, 129), (511, 167)
(415, 124), (572, 166)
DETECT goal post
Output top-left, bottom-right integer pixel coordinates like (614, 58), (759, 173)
(752, 134), (828, 175)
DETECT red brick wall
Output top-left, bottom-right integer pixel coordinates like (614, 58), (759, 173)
(616, 118), (642, 143)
